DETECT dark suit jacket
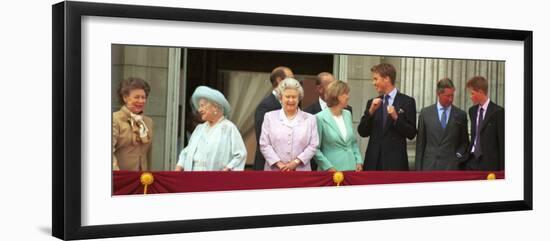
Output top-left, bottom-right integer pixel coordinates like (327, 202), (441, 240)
(415, 104), (469, 171)
(304, 101), (352, 171)
(253, 93), (281, 170)
(357, 92), (417, 171)
(466, 101), (505, 171)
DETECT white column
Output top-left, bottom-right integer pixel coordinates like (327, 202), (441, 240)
(164, 48), (181, 170)
(333, 55), (348, 82)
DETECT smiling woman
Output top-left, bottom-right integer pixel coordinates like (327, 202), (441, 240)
(260, 78), (319, 171)
(174, 86), (247, 171)
(112, 77), (153, 171)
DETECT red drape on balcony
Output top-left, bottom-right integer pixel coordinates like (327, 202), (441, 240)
(113, 171), (504, 195)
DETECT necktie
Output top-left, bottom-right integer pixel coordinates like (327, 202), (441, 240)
(382, 95), (390, 129)
(441, 107), (447, 129)
(473, 106), (484, 159)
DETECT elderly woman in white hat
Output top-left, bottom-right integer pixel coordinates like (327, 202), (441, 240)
(174, 86), (247, 171)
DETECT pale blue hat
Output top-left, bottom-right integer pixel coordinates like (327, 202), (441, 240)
(190, 86), (231, 117)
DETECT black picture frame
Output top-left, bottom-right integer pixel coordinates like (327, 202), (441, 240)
(52, 1), (533, 240)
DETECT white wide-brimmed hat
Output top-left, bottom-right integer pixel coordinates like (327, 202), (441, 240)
(190, 86), (231, 117)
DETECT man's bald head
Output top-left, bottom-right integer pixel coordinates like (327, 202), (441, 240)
(316, 72), (335, 100)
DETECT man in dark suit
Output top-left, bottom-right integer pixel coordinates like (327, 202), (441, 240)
(415, 78), (469, 170)
(304, 72), (352, 114)
(357, 63), (416, 171)
(304, 72), (351, 171)
(253, 66), (294, 170)
(464, 76), (505, 171)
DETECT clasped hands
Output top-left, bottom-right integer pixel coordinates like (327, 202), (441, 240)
(276, 159), (301, 171)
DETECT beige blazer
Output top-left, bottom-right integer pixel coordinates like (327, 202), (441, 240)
(112, 106), (153, 171)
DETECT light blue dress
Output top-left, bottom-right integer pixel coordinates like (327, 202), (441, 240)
(176, 118), (247, 171)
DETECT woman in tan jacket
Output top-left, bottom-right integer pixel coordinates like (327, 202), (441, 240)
(112, 77), (153, 171)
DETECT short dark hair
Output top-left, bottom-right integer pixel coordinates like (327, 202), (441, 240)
(436, 77), (455, 94)
(466, 76), (489, 95)
(117, 77), (151, 104)
(269, 66), (291, 88)
(325, 80), (350, 107)
(371, 63), (396, 85)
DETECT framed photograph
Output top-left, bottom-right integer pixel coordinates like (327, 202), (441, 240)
(52, 1), (532, 240)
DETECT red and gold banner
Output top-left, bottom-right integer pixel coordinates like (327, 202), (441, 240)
(113, 171), (504, 195)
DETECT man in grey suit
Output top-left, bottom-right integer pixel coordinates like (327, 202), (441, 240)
(415, 78), (469, 170)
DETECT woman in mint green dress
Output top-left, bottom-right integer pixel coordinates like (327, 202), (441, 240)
(314, 80), (363, 171)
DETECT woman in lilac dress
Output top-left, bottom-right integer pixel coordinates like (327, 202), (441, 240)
(259, 78), (319, 171)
